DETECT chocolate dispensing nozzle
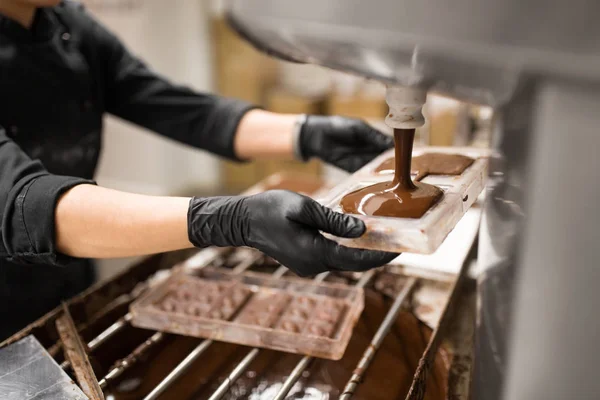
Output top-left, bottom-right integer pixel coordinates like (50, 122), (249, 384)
(385, 86), (427, 130)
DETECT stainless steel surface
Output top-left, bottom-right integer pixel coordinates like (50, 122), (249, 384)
(56, 304), (105, 400)
(272, 269), (375, 400)
(473, 83), (535, 400)
(0, 336), (87, 400)
(228, 0), (600, 106)
(473, 74), (600, 400)
(499, 82), (600, 400)
(339, 277), (418, 400)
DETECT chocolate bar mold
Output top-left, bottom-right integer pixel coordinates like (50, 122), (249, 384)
(130, 268), (364, 360)
(318, 147), (489, 254)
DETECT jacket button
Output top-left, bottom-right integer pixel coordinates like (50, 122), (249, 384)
(61, 32), (71, 41)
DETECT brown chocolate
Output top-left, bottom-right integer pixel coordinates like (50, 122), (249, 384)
(308, 324), (329, 336)
(297, 297), (316, 307)
(231, 289), (248, 304)
(315, 309), (340, 323)
(340, 129), (443, 218)
(281, 320), (300, 333)
(290, 308), (309, 319)
(375, 152), (475, 180)
(158, 298), (177, 313)
(412, 152), (474, 179)
(154, 280), (250, 322)
(222, 297), (233, 308)
(266, 304), (277, 312)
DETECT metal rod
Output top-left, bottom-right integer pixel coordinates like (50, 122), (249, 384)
(339, 277), (418, 400)
(142, 339), (213, 400)
(272, 269), (376, 400)
(273, 355), (313, 400)
(208, 348), (261, 400)
(98, 331), (165, 389)
(206, 265), (290, 400)
(231, 253), (264, 273)
(89, 313), (133, 351)
(272, 266), (288, 279)
(314, 271), (329, 283)
(140, 256), (262, 400)
(61, 312), (134, 370)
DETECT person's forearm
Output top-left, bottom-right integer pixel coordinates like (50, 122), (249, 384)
(55, 184), (193, 258)
(234, 109), (297, 160)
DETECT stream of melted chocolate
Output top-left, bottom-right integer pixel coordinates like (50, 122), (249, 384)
(340, 129), (443, 218)
(102, 289), (449, 400)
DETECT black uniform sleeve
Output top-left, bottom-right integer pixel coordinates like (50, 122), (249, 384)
(90, 11), (258, 161)
(0, 127), (95, 265)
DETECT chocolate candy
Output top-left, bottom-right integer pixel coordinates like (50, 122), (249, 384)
(154, 277), (346, 340)
(290, 307), (309, 319)
(281, 320), (300, 333)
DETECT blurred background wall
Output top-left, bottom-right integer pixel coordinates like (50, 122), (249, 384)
(88, 0), (492, 280)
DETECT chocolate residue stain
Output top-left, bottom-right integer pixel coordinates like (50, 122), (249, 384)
(375, 152), (475, 181)
(340, 129), (443, 218)
(103, 289), (449, 400)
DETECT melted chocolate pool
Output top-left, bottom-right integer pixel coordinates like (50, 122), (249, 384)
(340, 129), (443, 218)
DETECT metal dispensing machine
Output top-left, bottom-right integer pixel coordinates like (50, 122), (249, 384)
(225, 1), (600, 399)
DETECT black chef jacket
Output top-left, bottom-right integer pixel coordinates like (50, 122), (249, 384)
(0, 1), (254, 340)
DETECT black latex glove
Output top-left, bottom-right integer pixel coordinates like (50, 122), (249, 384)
(299, 115), (394, 172)
(188, 190), (398, 277)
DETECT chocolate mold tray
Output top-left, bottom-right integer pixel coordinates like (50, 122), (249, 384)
(354, 146), (490, 178)
(318, 147), (488, 254)
(130, 268), (364, 360)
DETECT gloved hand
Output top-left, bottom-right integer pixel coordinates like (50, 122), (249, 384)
(298, 115), (393, 172)
(188, 190), (398, 276)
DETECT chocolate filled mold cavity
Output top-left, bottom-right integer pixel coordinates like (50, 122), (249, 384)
(318, 146), (489, 254)
(307, 322), (335, 337)
(280, 320), (301, 333)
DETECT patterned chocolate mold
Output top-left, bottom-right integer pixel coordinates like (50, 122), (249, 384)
(152, 279), (250, 320)
(131, 269), (364, 360)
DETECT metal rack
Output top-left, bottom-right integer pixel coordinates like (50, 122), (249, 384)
(7, 246), (468, 400)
